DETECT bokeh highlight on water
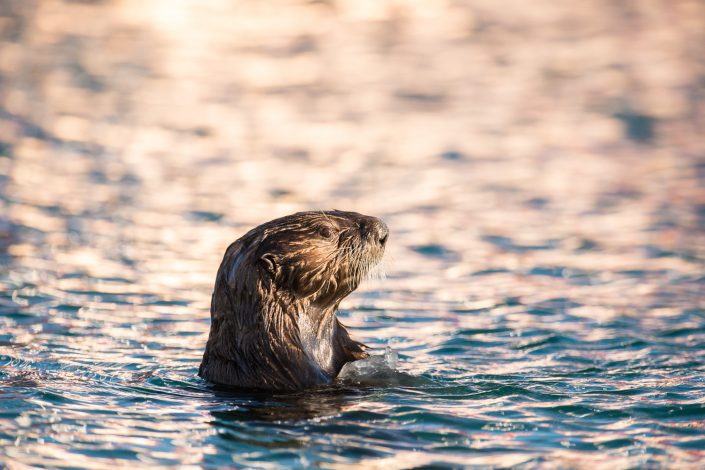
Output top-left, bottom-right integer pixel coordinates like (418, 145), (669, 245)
(1, 0), (704, 468)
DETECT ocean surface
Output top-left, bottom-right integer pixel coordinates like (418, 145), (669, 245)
(1, 1), (704, 468)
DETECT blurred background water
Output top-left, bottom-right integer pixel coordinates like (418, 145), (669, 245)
(0, 0), (704, 468)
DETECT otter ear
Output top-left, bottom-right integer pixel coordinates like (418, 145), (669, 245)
(259, 253), (280, 279)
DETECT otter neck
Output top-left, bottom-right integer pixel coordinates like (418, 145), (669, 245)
(297, 304), (338, 377)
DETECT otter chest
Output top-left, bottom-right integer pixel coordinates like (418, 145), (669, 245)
(297, 312), (336, 376)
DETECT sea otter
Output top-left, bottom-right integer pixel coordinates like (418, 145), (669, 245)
(198, 210), (388, 391)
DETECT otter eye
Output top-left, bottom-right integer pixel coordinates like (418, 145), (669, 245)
(319, 226), (333, 239)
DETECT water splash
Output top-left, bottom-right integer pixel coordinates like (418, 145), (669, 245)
(338, 346), (421, 387)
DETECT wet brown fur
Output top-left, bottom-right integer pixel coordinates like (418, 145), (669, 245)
(198, 210), (388, 391)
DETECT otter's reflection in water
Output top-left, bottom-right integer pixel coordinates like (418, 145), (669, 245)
(209, 386), (362, 423)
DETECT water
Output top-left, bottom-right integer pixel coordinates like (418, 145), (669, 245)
(1, 1), (705, 468)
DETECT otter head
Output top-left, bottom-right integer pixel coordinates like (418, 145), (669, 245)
(252, 210), (388, 307)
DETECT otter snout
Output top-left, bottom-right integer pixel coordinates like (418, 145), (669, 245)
(359, 217), (389, 248)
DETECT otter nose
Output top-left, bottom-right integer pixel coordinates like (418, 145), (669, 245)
(360, 217), (389, 247)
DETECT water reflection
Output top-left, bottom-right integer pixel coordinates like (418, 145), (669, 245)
(210, 387), (359, 423)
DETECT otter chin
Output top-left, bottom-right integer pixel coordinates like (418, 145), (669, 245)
(198, 210), (388, 391)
